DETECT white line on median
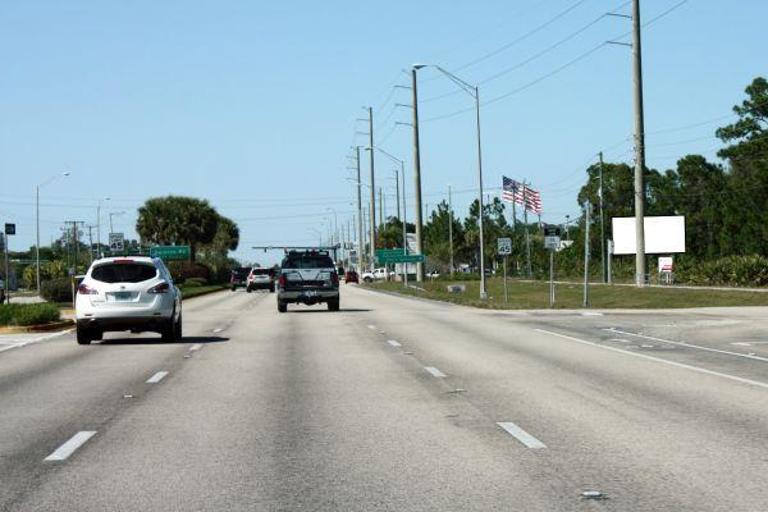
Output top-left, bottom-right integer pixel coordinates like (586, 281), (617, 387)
(367, 325), (377, 330)
(44, 431), (97, 461)
(424, 366), (447, 378)
(0, 329), (75, 354)
(146, 371), (169, 384)
(387, 340), (402, 347)
(496, 422), (547, 449)
(538, 328), (768, 391)
(605, 328), (768, 363)
(189, 343), (203, 352)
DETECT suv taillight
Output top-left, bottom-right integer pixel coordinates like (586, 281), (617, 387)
(148, 282), (170, 294)
(78, 284), (98, 295)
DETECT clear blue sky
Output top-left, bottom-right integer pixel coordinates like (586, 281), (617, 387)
(1, 0), (765, 265)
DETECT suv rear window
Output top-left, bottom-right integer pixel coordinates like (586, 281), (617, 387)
(232, 268), (250, 278)
(92, 263), (158, 283)
(252, 269), (271, 275)
(281, 255), (335, 269)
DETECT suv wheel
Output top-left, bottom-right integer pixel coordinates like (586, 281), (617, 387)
(161, 316), (179, 342)
(246, 286), (253, 293)
(277, 300), (287, 313)
(231, 284), (236, 291)
(76, 325), (92, 345)
(269, 284), (275, 293)
(328, 299), (340, 312)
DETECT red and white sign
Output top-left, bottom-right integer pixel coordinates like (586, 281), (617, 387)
(658, 256), (674, 273)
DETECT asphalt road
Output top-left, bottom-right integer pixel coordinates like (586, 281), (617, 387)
(2, 285), (768, 511)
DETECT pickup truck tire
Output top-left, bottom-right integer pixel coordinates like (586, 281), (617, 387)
(363, 277), (373, 283)
(246, 287), (252, 293)
(231, 285), (236, 291)
(76, 325), (92, 345)
(269, 284), (275, 293)
(277, 300), (287, 313)
(328, 299), (340, 312)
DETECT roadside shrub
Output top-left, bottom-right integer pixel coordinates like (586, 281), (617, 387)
(41, 278), (74, 303)
(676, 255), (768, 287)
(0, 303), (60, 326)
(167, 261), (211, 284)
(183, 277), (208, 288)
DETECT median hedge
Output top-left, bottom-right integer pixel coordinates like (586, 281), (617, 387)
(0, 303), (61, 327)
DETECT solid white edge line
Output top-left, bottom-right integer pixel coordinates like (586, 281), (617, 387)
(189, 343), (203, 351)
(146, 371), (169, 384)
(387, 339), (402, 347)
(605, 327), (768, 363)
(424, 366), (447, 378)
(0, 328), (75, 354)
(44, 431), (97, 461)
(537, 328), (768, 391)
(496, 422), (547, 449)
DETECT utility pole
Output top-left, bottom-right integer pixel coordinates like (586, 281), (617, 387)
(379, 187), (384, 227)
(583, 201), (591, 308)
(393, 170), (400, 222)
(86, 225), (95, 262)
(448, 185), (454, 277)
(632, 0), (647, 287)
(368, 107), (376, 270)
(411, 68), (425, 282)
(599, 152), (607, 283)
(355, 146), (364, 271)
(402, 164), (408, 287)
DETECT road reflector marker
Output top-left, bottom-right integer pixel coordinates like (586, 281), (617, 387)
(189, 343), (203, 352)
(424, 366), (447, 378)
(44, 431), (97, 461)
(146, 371), (169, 384)
(496, 422), (547, 449)
(387, 340), (401, 347)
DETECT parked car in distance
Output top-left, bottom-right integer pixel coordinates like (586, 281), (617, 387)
(230, 267), (251, 291)
(0, 278), (5, 303)
(362, 268), (388, 283)
(247, 267), (276, 293)
(277, 250), (339, 312)
(75, 257), (182, 345)
(344, 270), (359, 284)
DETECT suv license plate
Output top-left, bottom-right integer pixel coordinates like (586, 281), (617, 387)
(112, 292), (132, 302)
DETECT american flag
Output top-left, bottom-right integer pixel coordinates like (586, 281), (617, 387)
(502, 176), (543, 214)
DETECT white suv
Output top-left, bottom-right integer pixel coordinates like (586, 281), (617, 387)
(75, 257), (182, 345)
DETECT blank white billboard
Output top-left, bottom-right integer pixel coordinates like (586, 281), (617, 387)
(612, 216), (686, 255)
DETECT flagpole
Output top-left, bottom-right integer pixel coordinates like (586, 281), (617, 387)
(524, 181), (532, 278)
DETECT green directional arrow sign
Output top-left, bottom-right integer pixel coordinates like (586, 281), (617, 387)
(376, 248), (405, 258)
(150, 245), (191, 261)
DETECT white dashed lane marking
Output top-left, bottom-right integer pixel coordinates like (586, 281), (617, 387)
(496, 422), (547, 449)
(424, 366), (447, 378)
(44, 431), (97, 461)
(189, 343), (203, 352)
(387, 340), (402, 347)
(146, 371), (169, 384)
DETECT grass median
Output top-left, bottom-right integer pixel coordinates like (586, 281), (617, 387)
(179, 284), (228, 299)
(366, 278), (768, 309)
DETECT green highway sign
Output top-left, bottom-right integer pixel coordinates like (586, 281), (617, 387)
(377, 252), (425, 264)
(376, 248), (405, 258)
(150, 245), (191, 261)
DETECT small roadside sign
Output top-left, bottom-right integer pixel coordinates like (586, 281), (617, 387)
(150, 245), (191, 261)
(658, 256), (674, 273)
(543, 225), (561, 251)
(497, 237), (512, 256)
(109, 233), (125, 253)
(4, 223), (15, 236)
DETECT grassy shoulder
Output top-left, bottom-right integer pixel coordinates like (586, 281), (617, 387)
(366, 278), (768, 309)
(0, 303), (61, 327)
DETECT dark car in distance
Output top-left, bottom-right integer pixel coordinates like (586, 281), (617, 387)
(230, 267), (251, 291)
(344, 270), (359, 284)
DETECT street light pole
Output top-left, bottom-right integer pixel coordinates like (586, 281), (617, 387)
(449, 184), (454, 277)
(355, 146), (364, 270)
(35, 171), (70, 294)
(419, 64), (488, 299)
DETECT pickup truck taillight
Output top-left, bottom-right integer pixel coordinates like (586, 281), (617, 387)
(331, 272), (339, 286)
(148, 282), (170, 294)
(278, 274), (287, 287)
(77, 284), (98, 295)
